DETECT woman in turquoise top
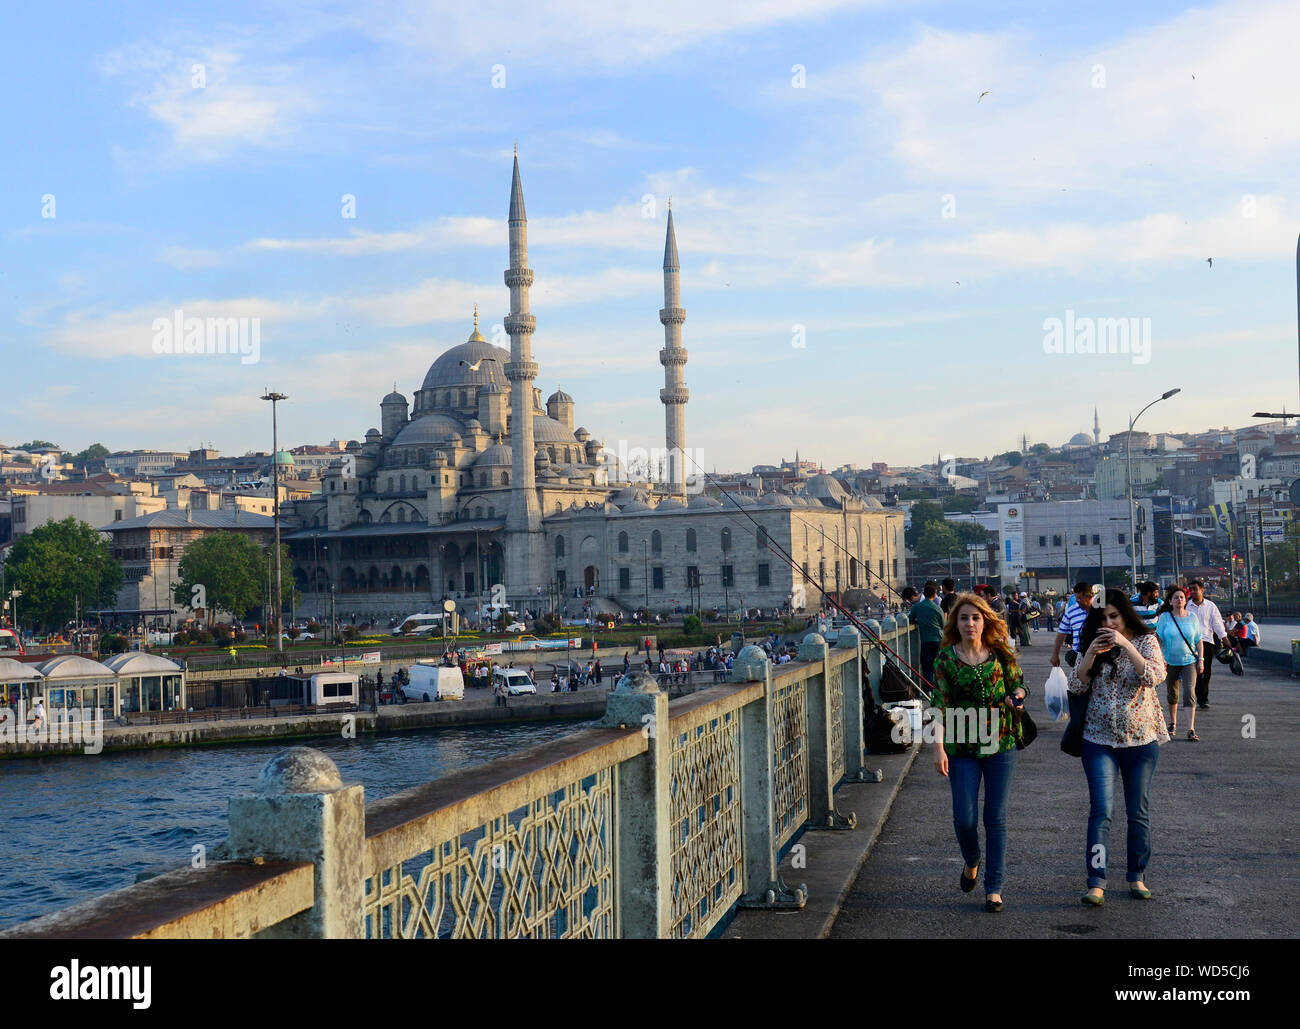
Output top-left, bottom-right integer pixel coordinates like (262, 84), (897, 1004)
(1155, 585), (1203, 741)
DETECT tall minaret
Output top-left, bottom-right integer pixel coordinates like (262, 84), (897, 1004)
(1093, 406), (1100, 445)
(659, 202), (689, 497)
(504, 148), (542, 594)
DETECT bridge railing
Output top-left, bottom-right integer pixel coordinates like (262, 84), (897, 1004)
(2, 623), (914, 939)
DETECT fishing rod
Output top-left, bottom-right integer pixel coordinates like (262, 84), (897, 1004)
(664, 437), (934, 702)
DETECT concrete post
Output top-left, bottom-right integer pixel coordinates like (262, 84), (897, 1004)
(864, 619), (883, 708)
(732, 645), (805, 910)
(836, 625), (866, 779)
(800, 633), (855, 830)
(598, 671), (670, 938)
(894, 612), (911, 672)
(225, 747), (365, 939)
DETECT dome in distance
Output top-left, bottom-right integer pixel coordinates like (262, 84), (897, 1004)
(1068, 432), (1093, 446)
(548, 386), (574, 405)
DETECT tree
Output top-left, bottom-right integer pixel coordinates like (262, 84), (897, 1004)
(71, 443), (110, 468)
(954, 522), (989, 546)
(905, 500), (946, 549)
(915, 522), (964, 563)
(174, 532), (268, 623)
(1, 518), (123, 631)
(1030, 443), (1051, 455)
(16, 440), (59, 452)
(942, 495), (979, 513)
(993, 450), (1024, 467)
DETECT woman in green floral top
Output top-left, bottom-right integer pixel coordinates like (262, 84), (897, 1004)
(931, 592), (1028, 913)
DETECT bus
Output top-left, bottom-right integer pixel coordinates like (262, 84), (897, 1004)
(391, 613), (451, 637)
(0, 628), (23, 656)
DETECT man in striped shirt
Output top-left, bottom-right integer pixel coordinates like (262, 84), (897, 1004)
(1131, 580), (1161, 627)
(1051, 581), (1095, 668)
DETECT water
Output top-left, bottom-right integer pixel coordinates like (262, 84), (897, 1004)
(0, 719), (590, 930)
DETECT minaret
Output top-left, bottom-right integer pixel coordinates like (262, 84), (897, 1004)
(1093, 407), (1100, 445)
(504, 148), (542, 594)
(659, 202), (689, 498)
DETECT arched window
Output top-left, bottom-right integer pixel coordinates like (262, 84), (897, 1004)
(444, 392), (451, 407)
(460, 389), (469, 407)
(618, 531), (628, 553)
(418, 449), (425, 465)
(758, 527), (769, 550)
(381, 510), (391, 523)
(412, 474), (420, 489)
(651, 530), (662, 555)
(686, 528), (696, 552)
(397, 508), (407, 523)
(480, 472), (487, 487)
(399, 474), (406, 491)
(556, 536), (566, 558)
(501, 471), (509, 485)
(549, 447), (558, 463)
(721, 527), (732, 552)
(475, 506), (483, 519)
(487, 506), (495, 518)
(387, 476), (394, 492)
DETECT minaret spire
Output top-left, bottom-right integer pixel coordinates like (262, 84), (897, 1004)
(504, 150), (542, 595)
(659, 206), (688, 497)
(1093, 406), (1100, 445)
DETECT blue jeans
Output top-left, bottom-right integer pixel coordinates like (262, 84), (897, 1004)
(1081, 739), (1159, 888)
(948, 748), (1018, 895)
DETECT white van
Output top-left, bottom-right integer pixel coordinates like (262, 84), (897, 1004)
(407, 662), (464, 702)
(492, 667), (537, 696)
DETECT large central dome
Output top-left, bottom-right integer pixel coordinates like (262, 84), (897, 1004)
(421, 339), (510, 392)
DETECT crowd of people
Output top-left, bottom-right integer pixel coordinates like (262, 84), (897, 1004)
(903, 576), (1253, 915)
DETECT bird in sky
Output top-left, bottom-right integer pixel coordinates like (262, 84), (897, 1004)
(459, 357), (493, 371)
(1207, 258), (1213, 267)
(978, 91), (990, 102)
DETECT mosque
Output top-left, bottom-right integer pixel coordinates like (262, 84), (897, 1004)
(286, 155), (904, 620)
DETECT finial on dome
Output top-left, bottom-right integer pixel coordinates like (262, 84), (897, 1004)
(473, 304), (479, 332)
(668, 196), (671, 211)
(513, 140), (517, 157)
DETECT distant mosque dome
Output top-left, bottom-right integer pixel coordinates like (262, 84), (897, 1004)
(1068, 432), (1093, 446)
(548, 386), (574, 406)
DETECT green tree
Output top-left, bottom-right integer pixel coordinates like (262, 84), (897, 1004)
(942, 495), (979, 513)
(174, 532), (268, 623)
(993, 450), (1024, 467)
(915, 521), (964, 563)
(1030, 443), (1051, 455)
(71, 443), (110, 467)
(1, 517), (123, 631)
(16, 440), (59, 452)
(954, 522), (989, 546)
(905, 500), (945, 549)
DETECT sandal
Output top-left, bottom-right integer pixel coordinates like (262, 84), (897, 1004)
(1168, 723), (1176, 735)
(1187, 729), (1199, 742)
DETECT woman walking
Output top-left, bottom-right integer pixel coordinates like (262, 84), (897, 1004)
(1067, 589), (1167, 906)
(1155, 584), (1203, 741)
(930, 592), (1029, 913)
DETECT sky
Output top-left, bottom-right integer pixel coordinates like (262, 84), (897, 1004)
(4, 0), (1300, 470)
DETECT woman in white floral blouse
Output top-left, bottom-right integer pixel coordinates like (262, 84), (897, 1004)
(1066, 588), (1167, 906)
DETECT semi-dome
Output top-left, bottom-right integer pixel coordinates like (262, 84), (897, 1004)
(393, 414), (466, 447)
(619, 498), (652, 513)
(655, 496), (686, 511)
(733, 494), (758, 507)
(533, 414), (578, 444)
(759, 492), (794, 507)
(474, 443), (513, 466)
(860, 495), (884, 509)
(688, 495), (723, 509)
(805, 474), (847, 501)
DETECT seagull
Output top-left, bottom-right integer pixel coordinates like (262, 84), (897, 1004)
(955, 281), (961, 286)
(1207, 257), (1213, 267)
(459, 357), (491, 371)
(978, 91), (990, 102)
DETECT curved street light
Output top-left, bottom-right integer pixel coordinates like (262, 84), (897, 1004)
(1127, 388), (1181, 587)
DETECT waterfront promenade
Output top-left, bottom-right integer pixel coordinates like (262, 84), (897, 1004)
(829, 636), (1299, 939)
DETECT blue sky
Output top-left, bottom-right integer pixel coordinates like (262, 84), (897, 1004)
(4, 0), (1300, 470)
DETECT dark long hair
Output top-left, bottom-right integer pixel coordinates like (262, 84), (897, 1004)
(1079, 589), (1153, 670)
(1157, 583), (1189, 616)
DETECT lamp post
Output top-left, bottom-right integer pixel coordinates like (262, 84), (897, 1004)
(261, 390), (289, 656)
(9, 589), (21, 643)
(1126, 388), (1181, 589)
(642, 539), (649, 613)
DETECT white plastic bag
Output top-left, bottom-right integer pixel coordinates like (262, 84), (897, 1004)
(1044, 666), (1069, 722)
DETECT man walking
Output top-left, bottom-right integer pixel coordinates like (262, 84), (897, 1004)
(939, 578), (959, 615)
(909, 580), (945, 687)
(1131, 580), (1161, 627)
(1050, 581), (1094, 668)
(1187, 579), (1229, 710)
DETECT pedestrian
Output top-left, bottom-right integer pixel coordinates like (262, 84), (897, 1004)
(1155, 584), (1203, 741)
(1016, 593), (1034, 646)
(1131, 581), (1161, 628)
(1004, 590), (1022, 649)
(32, 697), (45, 731)
(930, 591), (1028, 913)
(909, 580), (945, 687)
(1067, 589), (1168, 906)
(1240, 613), (1260, 659)
(622, 652), (630, 676)
(1185, 579), (1229, 711)
(594, 659), (603, 684)
(1051, 581), (1094, 669)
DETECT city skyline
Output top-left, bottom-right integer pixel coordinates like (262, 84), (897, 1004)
(6, 0), (1300, 468)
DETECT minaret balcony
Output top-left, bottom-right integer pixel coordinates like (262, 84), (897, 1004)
(505, 360), (539, 381)
(659, 307), (686, 325)
(504, 268), (535, 288)
(504, 313), (536, 335)
(658, 348), (689, 366)
(659, 386), (690, 404)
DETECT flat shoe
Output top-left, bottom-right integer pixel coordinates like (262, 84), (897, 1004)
(984, 898), (1003, 913)
(960, 865), (979, 894)
(1081, 891), (1105, 906)
(1129, 885), (1152, 899)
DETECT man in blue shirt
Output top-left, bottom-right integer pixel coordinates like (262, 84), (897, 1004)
(909, 579), (946, 687)
(1131, 580), (1161, 627)
(1051, 581), (1094, 668)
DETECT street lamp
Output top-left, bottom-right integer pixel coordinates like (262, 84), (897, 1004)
(8, 590), (21, 642)
(260, 390), (289, 656)
(642, 539), (649, 613)
(1126, 388), (1180, 589)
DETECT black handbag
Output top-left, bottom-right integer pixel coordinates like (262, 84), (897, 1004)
(994, 653), (1035, 750)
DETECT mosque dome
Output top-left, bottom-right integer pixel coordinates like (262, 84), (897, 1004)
(533, 414), (578, 444)
(805, 474), (847, 501)
(733, 494), (758, 507)
(1068, 432), (1093, 446)
(688, 495), (723, 509)
(475, 443), (513, 466)
(547, 387), (574, 405)
(655, 497), (686, 511)
(759, 492), (795, 507)
(382, 389), (407, 405)
(860, 495), (884, 509)
(393, 414), (465, 447)
(620, 498), (653, 513)
(421, 315), (510, 393)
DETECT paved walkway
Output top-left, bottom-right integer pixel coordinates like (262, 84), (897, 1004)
(829, 630), (1299, 939)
